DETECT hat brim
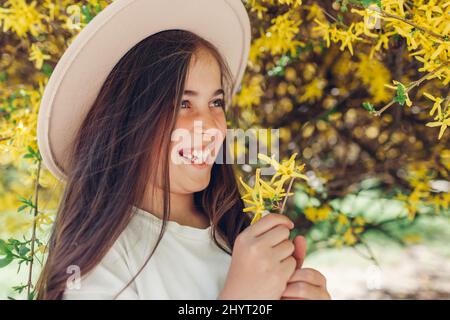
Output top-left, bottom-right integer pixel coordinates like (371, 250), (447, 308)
(37, 0), (251, 182)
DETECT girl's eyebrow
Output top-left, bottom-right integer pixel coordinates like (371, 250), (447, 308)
(183, 88), (224, 97)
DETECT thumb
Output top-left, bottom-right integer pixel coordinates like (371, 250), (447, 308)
(293, 235), (307, 269)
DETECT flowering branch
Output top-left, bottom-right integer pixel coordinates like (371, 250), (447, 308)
(376, 63), (449, 116)
(26, 158), (42, 300)
(279, 176), (295, 215)
(377, 10), (447, 41)
(239, 152), (308, 224)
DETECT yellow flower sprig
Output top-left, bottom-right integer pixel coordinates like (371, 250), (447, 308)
(376, 62), (449, 114)
(239, 152), (308, 224)
(423, 93), (450, 140)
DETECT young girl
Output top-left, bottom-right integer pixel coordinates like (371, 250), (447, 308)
(35, 1), (330, 300)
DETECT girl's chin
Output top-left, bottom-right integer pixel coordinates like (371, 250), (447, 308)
(186, 162), (212, 170)
(178, 168), (212, 191)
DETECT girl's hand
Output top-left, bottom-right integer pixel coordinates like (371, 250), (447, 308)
(218, 213), (297, 300)
(281, 236), (331, 300)
(281, 268), (331, 300)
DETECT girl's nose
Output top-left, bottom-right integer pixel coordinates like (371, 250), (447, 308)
(191, 120), (224, 146)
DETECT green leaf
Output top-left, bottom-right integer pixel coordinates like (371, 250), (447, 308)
(17, 204), (28, 212)
(18, 195), (28, 204)
(36, 149), (42, 161)
(0, 254), (13, 268)
(28, 290), (36, 300)
(351, 0), (381, 7)
(393, 83), (407, 106)
(279, 55), (291, 67)
(42, 63), (53, 77)
(0, 239), (10, 255)
(18, 195), (35, 209)
(362, 102), (376, 113)
(268, 68), (283, 77)
(81, 5), (94, 23)
(0, 71), (8, 82)
(19, 245), (30, 257)
(8, 238), (20, 245)
(94, 4), (102, 14)
(12, 284), (27, 294)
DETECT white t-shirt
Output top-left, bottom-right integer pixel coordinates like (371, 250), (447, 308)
(63, 205), (232, 299)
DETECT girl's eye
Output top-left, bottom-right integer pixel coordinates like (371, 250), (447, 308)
(212, 99), (225, 108)
(180, 99), (225, 109)
(180, 100), (190, 109)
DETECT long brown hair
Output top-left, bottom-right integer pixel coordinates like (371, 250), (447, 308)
(36, 29), (250, 300)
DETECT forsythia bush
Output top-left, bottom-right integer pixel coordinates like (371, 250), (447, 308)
(0, 0), (449, 299)
(234, 0), (449, 251)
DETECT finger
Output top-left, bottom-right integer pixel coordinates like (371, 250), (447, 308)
(271, 239), (295, 261)
(279, 256), (296, 279)
(287, 268), (327, 287)
(249, 213), (294, 237)
(257, 224), (291, 247)
(282, 281), (330, 300)
(293, 235), (307, 269)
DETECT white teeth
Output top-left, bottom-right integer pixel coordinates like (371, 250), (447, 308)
(186, 154), (196, 161)
(178, 144), (215, 164)
(180, 150), (199, 163)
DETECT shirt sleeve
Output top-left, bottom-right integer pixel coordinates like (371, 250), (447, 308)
(62, 237), (139, 300)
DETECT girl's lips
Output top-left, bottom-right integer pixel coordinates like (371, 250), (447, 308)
(189, 162), (210, 169)
(178, 152), (214, 167)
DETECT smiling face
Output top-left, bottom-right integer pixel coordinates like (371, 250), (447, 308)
(167, 46), (227, 194)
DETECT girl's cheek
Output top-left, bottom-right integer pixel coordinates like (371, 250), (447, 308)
(215, 112), (227, 135)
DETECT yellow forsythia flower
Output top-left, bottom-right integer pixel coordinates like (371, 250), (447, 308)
(239, 153), (308, 224)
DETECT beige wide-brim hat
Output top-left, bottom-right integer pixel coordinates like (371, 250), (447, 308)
(37, 0), (251, 182)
